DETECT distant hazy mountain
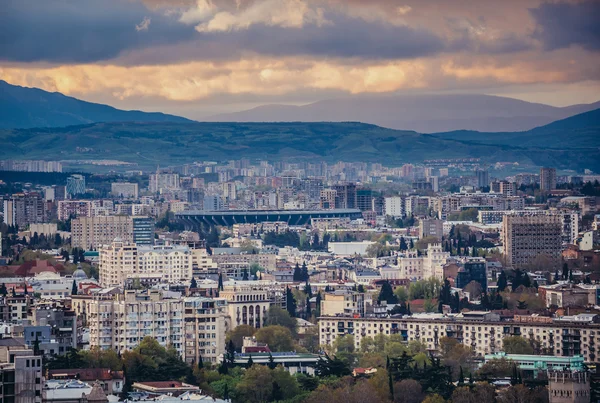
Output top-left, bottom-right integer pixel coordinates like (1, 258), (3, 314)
(208, 94), (600, 133)
(0, 80), (193, 129)
(1, 108), (598, 172)
(431, 108), (600, 148)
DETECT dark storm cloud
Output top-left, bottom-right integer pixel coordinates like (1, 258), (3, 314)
(209, 16), (446, 60)
(0, 0), (196, 63)
(530, 0), (600, 51)
(0, 0), (555, 65)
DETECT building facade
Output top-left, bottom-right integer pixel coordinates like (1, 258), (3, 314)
(502, 214), (562, 269)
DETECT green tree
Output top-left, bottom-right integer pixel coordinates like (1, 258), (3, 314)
(71, 280), (78, 296)
(285, 287), (297, 318)
(378, 281), (399, 304)
(235, 365), (273, 403)
(226, 325), (257, 351)
(255, 326), (295, 352)
(503, 336), (534, 355)
(265, 305), (297, 334)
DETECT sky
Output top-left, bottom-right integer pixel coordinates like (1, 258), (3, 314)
(1, 0), (599, 119)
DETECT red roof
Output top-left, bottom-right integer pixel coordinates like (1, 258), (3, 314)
(244, 346), (271, 353)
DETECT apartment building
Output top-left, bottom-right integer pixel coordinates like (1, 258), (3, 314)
(183, 297), (230, 364)
(319, 313), (600, 363)
(87, 290), (184, 355)
(57, 200), (93, 221)
(71, 215), (153, 249)
(541, 167), (557, 192)
(384, 196), (404, 217)
(28, 302), (77, 356)
(502, 214), (563, 269)
(481, 210), (579, 244)
(111, 182), (139, 199)
(320, 290), (365, 317)
(211, 253), (277, 278)
(99, 241), (203, 287)
(0, 343), (43, 403)
(3, 193), (45, 228)
(320, 189), (337, 210)
(219, 285), (271, 330)
(149, 173), (180, 193)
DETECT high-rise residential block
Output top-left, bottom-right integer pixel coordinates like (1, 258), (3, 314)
(419, 219), (444, 240)
(502, 214), (562, 269)
(71, 215), (154, 249)
(540, 167), (557, 192)
(183, 297), (230, 364)
(86, 290), (184, 355)
(3, 193), (45, 228)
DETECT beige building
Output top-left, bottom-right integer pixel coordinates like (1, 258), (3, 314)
(211, 253), (277, 278)
(502, 214), (562, 269)
(219, 285), (271, 330)
(87, 290), (184, 355)
(71, 216), (132, 249)
(99, 241), (208, 287)
(319, 313), (600, 363)
(397, 243), (451, 281)
(183, 297), (230, 364)
(321, 290), (365, 317)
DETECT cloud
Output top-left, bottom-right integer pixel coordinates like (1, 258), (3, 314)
(136, 17), (152, 31)
(194, 0), (329, 32)
(0, 0), (195, 63)
(530, 0), (600, 51)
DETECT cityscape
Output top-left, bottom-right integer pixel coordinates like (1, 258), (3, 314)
(1, 1), (600, 403)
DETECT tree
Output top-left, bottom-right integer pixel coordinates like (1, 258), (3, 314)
(562, 262), (569, 280)
(71, 280), (78, 296)
(268, 352), (277, 369)
(394, 287), (408, 303)
(393, 379), (424, 403)
(301, 261), (309, 281)
(246, 354), (254, 369)
(226, 325), (257, 351)
(497, 271), (508, 292)
(242, 268), (249, 281)
(190, 277), (197, 289)
(503, 336), (534, 355)
(464, 281), (483, 300)
(255, 326), (295, 352)
(265, 305), (297, 334)
(478, 358), (513, 379)
(315, 353), (351, 377)
(197, 354), (203, 370)
(293, 263), (302, 281)
(315, 292), (322, 318)
(286, 287), (297, 318)
(378, 281), (399, 304)
(218, 273), (224, 291)
(236, 364), (273, 403)
(306, 296), (312, 319)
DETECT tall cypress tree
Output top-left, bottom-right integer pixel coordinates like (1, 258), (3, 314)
(71, 280), (78, 296)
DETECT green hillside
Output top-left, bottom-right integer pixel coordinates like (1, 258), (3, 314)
(1, 120), (598, 171)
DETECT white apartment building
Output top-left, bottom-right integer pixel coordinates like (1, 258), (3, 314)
(149, 173), (180, 193)
(384, 196), (404, 217)
(87, 290), (184, 355)
(183, 297), (230, 364)
(99, 241), (207, 287)
(319, 314), (600, 363)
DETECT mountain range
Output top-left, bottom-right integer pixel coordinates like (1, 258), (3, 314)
(0, 80), (599, 173)
(209, 94), (600, 133)
(1, 108), (598, 172)
(1, 80), (600, 133)
(0, 80), (191, 129)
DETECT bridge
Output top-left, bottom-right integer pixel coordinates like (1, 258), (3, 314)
(175, 209), (363, 228)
